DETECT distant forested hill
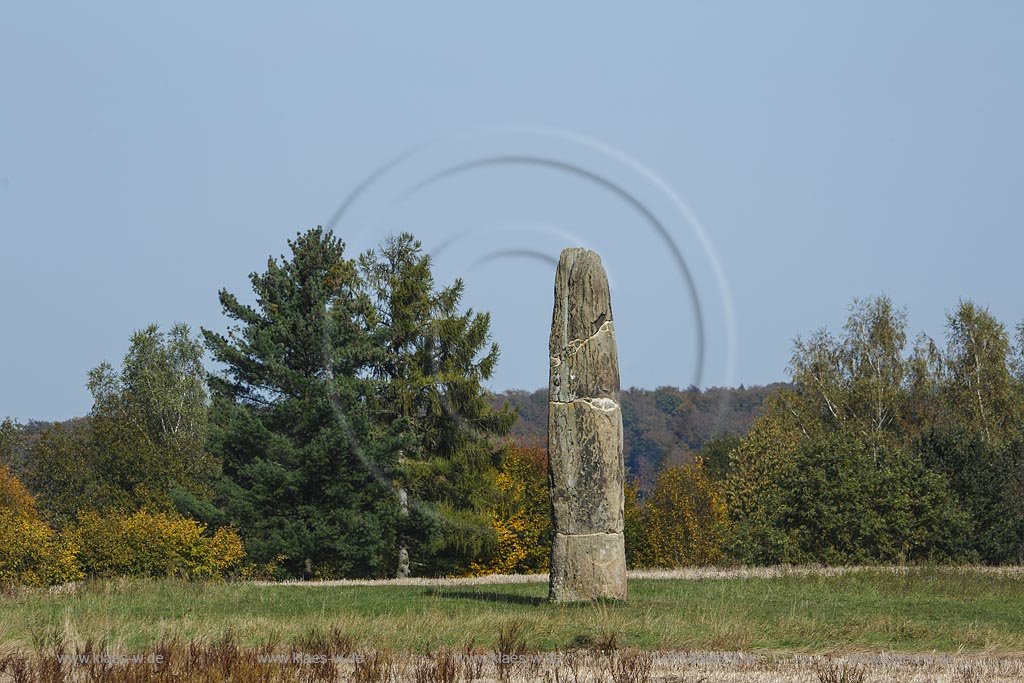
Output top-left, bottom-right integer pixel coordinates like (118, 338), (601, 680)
(490, 384), (787, 492)
(8, 384), (784, 498)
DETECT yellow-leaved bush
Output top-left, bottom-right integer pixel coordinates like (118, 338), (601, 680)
(630, 458), (728, 568)
(470, 444), (552, 575)
(1, 463), (245, 585)
(0, 465), (82, 587)
(469, 442), (730, 574)
(72, 509), (245, 579)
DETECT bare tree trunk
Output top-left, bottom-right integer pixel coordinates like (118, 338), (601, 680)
(396, 487), (410, 578)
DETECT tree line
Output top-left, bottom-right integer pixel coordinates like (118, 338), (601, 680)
(722, 297), (1024, 565)
(473, 297), (1024, 571)
(2, 227), (1023, 584)
(2, 228), (514, 582)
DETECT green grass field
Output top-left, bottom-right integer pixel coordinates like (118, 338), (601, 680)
(3, 567), (1022, 655)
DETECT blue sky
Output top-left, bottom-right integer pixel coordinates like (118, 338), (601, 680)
(2, 2), (1022, 421)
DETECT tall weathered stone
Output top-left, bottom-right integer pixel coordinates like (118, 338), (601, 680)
(548, 248), (627, 602)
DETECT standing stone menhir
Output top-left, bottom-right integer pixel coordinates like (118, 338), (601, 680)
(548, 248), (627, 602)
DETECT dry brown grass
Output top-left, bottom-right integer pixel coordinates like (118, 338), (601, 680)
(1, 636), (1023, 683)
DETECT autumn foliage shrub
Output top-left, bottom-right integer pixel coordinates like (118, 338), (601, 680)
(72, 509), (244, 579)
(472, 442), (730, 574)
(0, 464), (36, 517)
(0, 474), (244, 585)
(629, 459), (728, 568)
(0, 465), (82, 587)
(472, 444), (552, 575)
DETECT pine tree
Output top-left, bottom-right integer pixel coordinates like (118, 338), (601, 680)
(202, 228), (397, 578)
(358, 233), (515, 575)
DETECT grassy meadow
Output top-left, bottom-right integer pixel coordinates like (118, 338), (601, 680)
(3, 566), (1022, 655)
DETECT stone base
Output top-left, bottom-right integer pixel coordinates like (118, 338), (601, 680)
(548, 532), (627, 602)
